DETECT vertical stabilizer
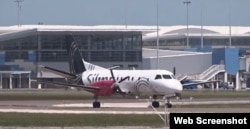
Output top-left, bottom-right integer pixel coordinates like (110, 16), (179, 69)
(68, 41), (86, 74)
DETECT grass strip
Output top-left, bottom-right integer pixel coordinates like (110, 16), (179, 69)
(0, 113), (165, 127)
(0, 90), (250, 100)
(181, 90), (250, 99)
(174, 103), (250, 108)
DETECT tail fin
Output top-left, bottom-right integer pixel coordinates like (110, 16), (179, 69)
(68, 41), (86, 74)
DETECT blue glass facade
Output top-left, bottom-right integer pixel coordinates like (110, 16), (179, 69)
(212, 48), (239, 75)
(212, 48), (225, 65)
(225, 48), (239, 75)
(28, 51), (36, 62)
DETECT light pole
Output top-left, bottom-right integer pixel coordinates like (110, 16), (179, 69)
(229, 0), (232, 47)
(14, 0), (24, 27)
(156, 0), (159, 69)
(183, 0), (191, 48)
(200, 0), (203, 48)
(124, 0), (128, 29)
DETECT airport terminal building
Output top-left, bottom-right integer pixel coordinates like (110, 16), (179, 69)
(0, 25), (154, 88)
(0, 25), (148, 69)
(1, 25), (250, 89)
(143, 25), (250, 51)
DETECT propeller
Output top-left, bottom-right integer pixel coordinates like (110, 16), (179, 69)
(109, 68), (128, 95)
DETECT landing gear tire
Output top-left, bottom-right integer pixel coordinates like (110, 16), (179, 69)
(166, 102), (172, 108)
(93, 95), (100, 108)
(152, 101), (160, 108)
(93, 101), (100, 108)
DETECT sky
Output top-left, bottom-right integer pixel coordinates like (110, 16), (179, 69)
(0, 0), (250, 26)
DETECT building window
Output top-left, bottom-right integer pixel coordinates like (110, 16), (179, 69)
(41, 35), (65, 49)
(6, 51), (28, 61)
(125, 51), (141, 62)
(40, 51), (67, 61)
(112, 51), (123, 61)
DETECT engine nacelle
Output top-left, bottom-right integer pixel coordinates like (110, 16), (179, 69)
(90, 80), (114, 96)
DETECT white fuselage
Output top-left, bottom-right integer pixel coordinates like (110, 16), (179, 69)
(82, 69), (182, 96)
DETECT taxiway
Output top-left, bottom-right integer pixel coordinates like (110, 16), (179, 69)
(0, 98), (250, 114)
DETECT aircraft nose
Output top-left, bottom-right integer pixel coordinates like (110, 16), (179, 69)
(174, 79), (183, 92)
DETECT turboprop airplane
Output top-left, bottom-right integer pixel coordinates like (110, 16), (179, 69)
(38, 41), (183, 108)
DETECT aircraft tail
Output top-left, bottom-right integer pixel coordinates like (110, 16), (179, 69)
(68, 41), (86, 74)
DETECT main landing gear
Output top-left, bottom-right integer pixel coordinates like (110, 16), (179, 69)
(93, 95), (101, 108)
(151, 95), (172, 108)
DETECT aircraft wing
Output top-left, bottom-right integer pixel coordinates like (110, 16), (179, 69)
(39, 65), (76, 79)
(182, 80), (220, 87)
(36, 80), (100, 93)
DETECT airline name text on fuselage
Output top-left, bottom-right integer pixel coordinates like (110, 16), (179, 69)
(87, 73), (135, 84)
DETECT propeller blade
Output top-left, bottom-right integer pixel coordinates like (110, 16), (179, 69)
(108, 66), (125, 96)
(118, 76), (129, 83)
(110, 69), (116, 82)
(116, 86), (125, 95)
(173, 66), (176, 76)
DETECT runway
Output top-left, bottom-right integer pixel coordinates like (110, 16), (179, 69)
(53, 99), (250, 107)
(1, 98), (250, 114)
(0, 109), (164, 114)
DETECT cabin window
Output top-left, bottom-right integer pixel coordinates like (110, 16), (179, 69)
(162, 74), (172, 79)
(155, 75), (162, 80)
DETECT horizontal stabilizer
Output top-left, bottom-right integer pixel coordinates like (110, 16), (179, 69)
(39, 65), (76, 79)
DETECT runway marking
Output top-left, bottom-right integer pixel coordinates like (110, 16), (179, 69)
(52, 100), (250, 108)
(0, 109), (168, 114)
(53, 102), (150, 108)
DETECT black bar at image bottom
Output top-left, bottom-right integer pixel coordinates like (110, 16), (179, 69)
(170, 113), (249, 129)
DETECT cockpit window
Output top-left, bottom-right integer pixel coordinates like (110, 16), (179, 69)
(171, 75), (176, 79)
(162, 74), (172, 79)
(155, 75), (162, 79)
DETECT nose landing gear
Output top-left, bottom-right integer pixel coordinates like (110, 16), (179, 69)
(151, 95), (173, 108)
(166, 100), (172, 108)
(151, 95), (160, 108)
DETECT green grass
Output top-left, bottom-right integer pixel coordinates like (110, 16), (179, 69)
(181, 90), (250, 99)
(174, 103), (250, 108)
(0, 113), (165, 127)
